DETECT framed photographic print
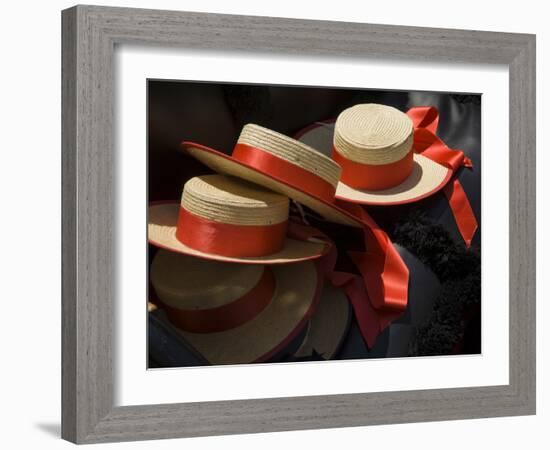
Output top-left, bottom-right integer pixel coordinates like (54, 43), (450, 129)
(62, 4), (536, 444)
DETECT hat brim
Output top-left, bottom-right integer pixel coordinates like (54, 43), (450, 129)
(153, 260), (322, 365)
(294, 121), (453, 205)
(148, 202), (329, 264)
(336, 154), (452, 205)
(181, 142), (363, 228)
(292, 282), (351, 360)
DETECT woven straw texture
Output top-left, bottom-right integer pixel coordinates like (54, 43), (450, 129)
(293, 281), (351, 359)
(151, 249), (264, 309)
(182, 174), (288, 226)
(336, 154), (450, 204)
(334, 104), (414, 165)
(168, 261), (318, 365)
(184, 144), (362, 228)
(148, 203), (328, 264)
(295, 119), (452, 205)
(238, 124), (341, 187)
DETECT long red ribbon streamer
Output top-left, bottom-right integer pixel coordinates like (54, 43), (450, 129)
(443, 180), (478, 247)
(337, 202), (410, 338)
(406, 106), (478, 247)
(289, 216), (409, 348)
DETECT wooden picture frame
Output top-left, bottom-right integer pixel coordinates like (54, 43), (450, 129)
(61, 4), (536, 443)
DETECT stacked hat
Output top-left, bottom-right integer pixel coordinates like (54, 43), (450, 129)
(295, 103), (477, 242)
(149, 174), (329, 264)
(332, 104), (452, 205)
(181, 124), (364, 227)
(149, 249), (322, 365)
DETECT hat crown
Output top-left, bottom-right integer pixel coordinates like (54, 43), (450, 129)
(238, 124), (342, 188)
(334, 104), (413, 165)
(181, 174), (289, 226)
(151, 249), (265, 309)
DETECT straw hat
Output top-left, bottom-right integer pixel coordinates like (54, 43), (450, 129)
(181, 124), (363, 227)
(148, 302), (310, 367)
(148, 174), (329, 264)
(291, 282), (351, 360)
(300, 104), (452, 205)
(150, 249), (322, 365)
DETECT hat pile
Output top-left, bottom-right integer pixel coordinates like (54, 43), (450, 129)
(148, 124), (362, 365)
(148, 103), (470, 366)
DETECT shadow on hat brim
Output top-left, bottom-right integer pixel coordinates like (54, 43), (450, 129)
(181, 142), (363, 228)
(152, 261), (323, 365)
(148, 202), (329, 265)
(294, 122), (453, 206)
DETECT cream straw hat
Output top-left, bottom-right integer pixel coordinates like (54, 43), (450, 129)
(150, 249), (322, 365)
(300, 104), (452, 205)
(148, 174), (329, 264)
(291, 282), (351, 360)
(181, 124), (364, 227)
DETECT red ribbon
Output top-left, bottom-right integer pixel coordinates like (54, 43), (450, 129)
(157, 267), (275, 333)
(332, 147), (414, 190)
(338, 202), (410, 339)
(232, 143), (337, 203)
(176, 207), (288, 257)
(288, 215), (409, 348)
(443, 180), (478, 247)
(406, 106), (478, 247)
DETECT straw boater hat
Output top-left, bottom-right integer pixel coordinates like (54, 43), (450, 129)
(148, 174), (329, 264)
(181, 124), (364, 227)
(290, 282), (351, 361)
(149, 249), (322, 365)
(298, 104), (452, 205)
(148, 301), (310, 367)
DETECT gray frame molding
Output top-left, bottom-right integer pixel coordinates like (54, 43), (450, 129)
(62, 5), (536, 444)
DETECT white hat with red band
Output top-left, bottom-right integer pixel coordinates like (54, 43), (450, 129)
(150, 249), (322, 365)
(299, 104), (452, 205)
(181, 124), (364, 227)
(148, 174), (329, 264)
